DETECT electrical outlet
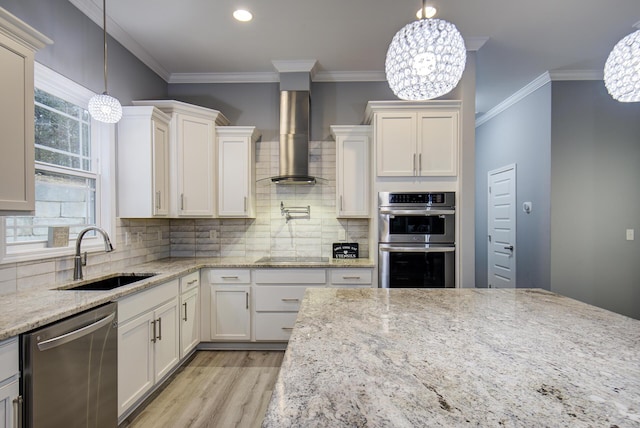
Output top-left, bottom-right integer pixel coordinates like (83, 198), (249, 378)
(210, 230), (217, 240)
(626, 229), (635, 241)
(157, 230), (162, 241)
(136, 232), (143, 243)
(338, 229), (347, 241)
(124, 232), (130, 246)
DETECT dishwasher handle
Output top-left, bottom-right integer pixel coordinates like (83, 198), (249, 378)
(36, 312), (116, 351)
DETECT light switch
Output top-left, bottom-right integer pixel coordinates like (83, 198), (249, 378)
(626, 229), (635, 241)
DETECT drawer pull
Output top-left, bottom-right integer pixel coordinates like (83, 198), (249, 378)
(342, 276), (361, 280)
(281, 327), (294, 331)
(221, 276), (239, 279)
(187, 279), (198, 285)
(281, 298), (300, 302)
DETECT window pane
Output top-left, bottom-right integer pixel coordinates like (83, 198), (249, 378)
(34, 88), (91, 172)
(6, 170), (96, 243)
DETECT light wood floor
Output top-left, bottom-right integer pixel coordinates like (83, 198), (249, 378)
(121, 351), (285, 428)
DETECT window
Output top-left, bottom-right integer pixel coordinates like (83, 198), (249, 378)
(1, 64), (115, 262)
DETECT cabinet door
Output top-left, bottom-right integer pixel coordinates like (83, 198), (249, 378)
(0, 380), (18, 428)
(177, 115), (215, 216)
(416, 110), (458, 176)
(152, 118), (170, 216)
(118, 311), (154, 417)
(375, 112), (416, 177)
(218, 134), (251, 217)
(153, 298), (180, 381)
(180, 287), (200, 358)
(0, 35), (35, 213)
(210, 286), (251, 341)
(337, 131), (370, 217)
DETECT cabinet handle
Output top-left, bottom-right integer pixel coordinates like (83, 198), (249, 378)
(281, 327), (294, 331)
(246, 292), (249, 309)
(157, 317), (162, 341)
(187, 279), (198, 285)
(244, 196), (247, 212)
(13, 396), (23, 428)
(418, 153), (422, 175)
(183, 302), (188, 321)
(342, 276), (361, 280)
(221, 276), (239, 279)
(413, 153), (417, 175)
(155, 191), (160, 210)
(180, 193), (184, 210)
(340, 195), (343, 211)
(281, 298), (300, 302)
(151, 320), (157, 343)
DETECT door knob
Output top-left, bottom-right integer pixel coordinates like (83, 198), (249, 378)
(504, 245), (514, 251)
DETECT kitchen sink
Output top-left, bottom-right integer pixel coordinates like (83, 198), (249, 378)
(60, 273), (157, 291)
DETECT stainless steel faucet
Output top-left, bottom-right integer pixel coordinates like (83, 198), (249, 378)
(73, 226), (114, 280)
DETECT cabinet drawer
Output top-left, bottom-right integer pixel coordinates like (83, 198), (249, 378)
(208, 269), (251, 284)
(254, 312), (298, 341)
(118, 279), (179, 323)
(254, 286), (321, 311)
(254, 269), (326, 284)
(0, 337), (18, 381)
(180, 271), (200, 293)
(330, 268), (373, 285)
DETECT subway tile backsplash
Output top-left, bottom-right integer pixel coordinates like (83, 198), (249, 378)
(0, 139), (369, 295)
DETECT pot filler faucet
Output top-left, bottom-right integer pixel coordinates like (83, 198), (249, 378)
(73, 226), (114, 280)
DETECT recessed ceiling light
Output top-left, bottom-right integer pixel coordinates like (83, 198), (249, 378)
(416, 6), (437, 19)
(233, 9), (253, 22)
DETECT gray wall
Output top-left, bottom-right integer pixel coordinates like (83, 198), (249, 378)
(550, 80), (640, 320)
(0, 0), (167, 103)
(168, 81), (397, 142)
(475, 83), (552, 290)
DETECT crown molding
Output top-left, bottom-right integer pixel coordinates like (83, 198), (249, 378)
(475, 72), (551, 127)
(314, 71), (386, 82)
(168, 72), (280, 84)
(0, 7), (53, 51)
(548, 69), (603, 80)
(68, 0), (170, 81)
(466, 37), (489, 51)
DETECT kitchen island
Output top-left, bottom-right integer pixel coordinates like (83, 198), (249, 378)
(263, 288), (640, 427)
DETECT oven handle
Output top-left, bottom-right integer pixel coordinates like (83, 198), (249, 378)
(379, 245), (455, 253)
(378, 209), (455, 216)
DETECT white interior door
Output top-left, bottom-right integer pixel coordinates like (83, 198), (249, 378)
(488, 165), (516, 288)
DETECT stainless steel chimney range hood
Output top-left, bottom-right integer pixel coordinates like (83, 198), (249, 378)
(268, 60), (322, 185)
(271, 90), (316, 185)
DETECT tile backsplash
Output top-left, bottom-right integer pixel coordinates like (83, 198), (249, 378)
(0, 139), (370, 295)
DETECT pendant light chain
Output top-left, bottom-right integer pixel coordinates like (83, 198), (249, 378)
(102, 0), (108, 95)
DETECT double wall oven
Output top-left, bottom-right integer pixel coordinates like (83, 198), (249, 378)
(378, 191), (455, 288)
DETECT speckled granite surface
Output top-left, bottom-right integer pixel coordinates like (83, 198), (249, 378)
(263, 288), (640, 427)
(0, 257), (373, 341)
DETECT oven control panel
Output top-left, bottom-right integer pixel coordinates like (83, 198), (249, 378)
(384, 192), (454, 205)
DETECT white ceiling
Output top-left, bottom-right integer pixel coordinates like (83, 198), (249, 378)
(71, 0), (640, 116)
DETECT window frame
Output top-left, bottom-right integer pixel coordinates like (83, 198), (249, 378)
(0, 63), (116, 264)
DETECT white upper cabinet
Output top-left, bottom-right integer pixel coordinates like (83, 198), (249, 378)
(133, 100), (229, 217)
(216, 126), (259, 218)
(365, 101), (460, 177)
(117, 106), (171, 217)
(0, 9), (52, 214)
(330, 125), (371, 218)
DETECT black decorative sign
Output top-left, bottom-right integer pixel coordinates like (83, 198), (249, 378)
(333, 243), (359, 259)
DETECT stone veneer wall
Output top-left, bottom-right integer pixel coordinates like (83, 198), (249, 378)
(0, 219), (170, 295)
(170, 139), (370, 260)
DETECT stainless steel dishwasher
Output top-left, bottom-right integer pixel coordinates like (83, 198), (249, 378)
(21, 302), (117, 427)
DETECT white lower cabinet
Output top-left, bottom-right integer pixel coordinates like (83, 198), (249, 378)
(208, 269), (251, 341)
(117, 280), (180, 419)
(0, 337), (19, 428)
(203, 267), (373, 344)
(179, 271), (200, 358)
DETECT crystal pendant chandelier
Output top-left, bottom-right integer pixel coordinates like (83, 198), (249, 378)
(88, 0), (122, 123)
(385, 0), (466, 100)
(604, 27), (640, 103)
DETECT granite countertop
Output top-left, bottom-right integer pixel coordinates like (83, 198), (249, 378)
(263, 288), (640, 427)
(0, 257), (374, 341)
